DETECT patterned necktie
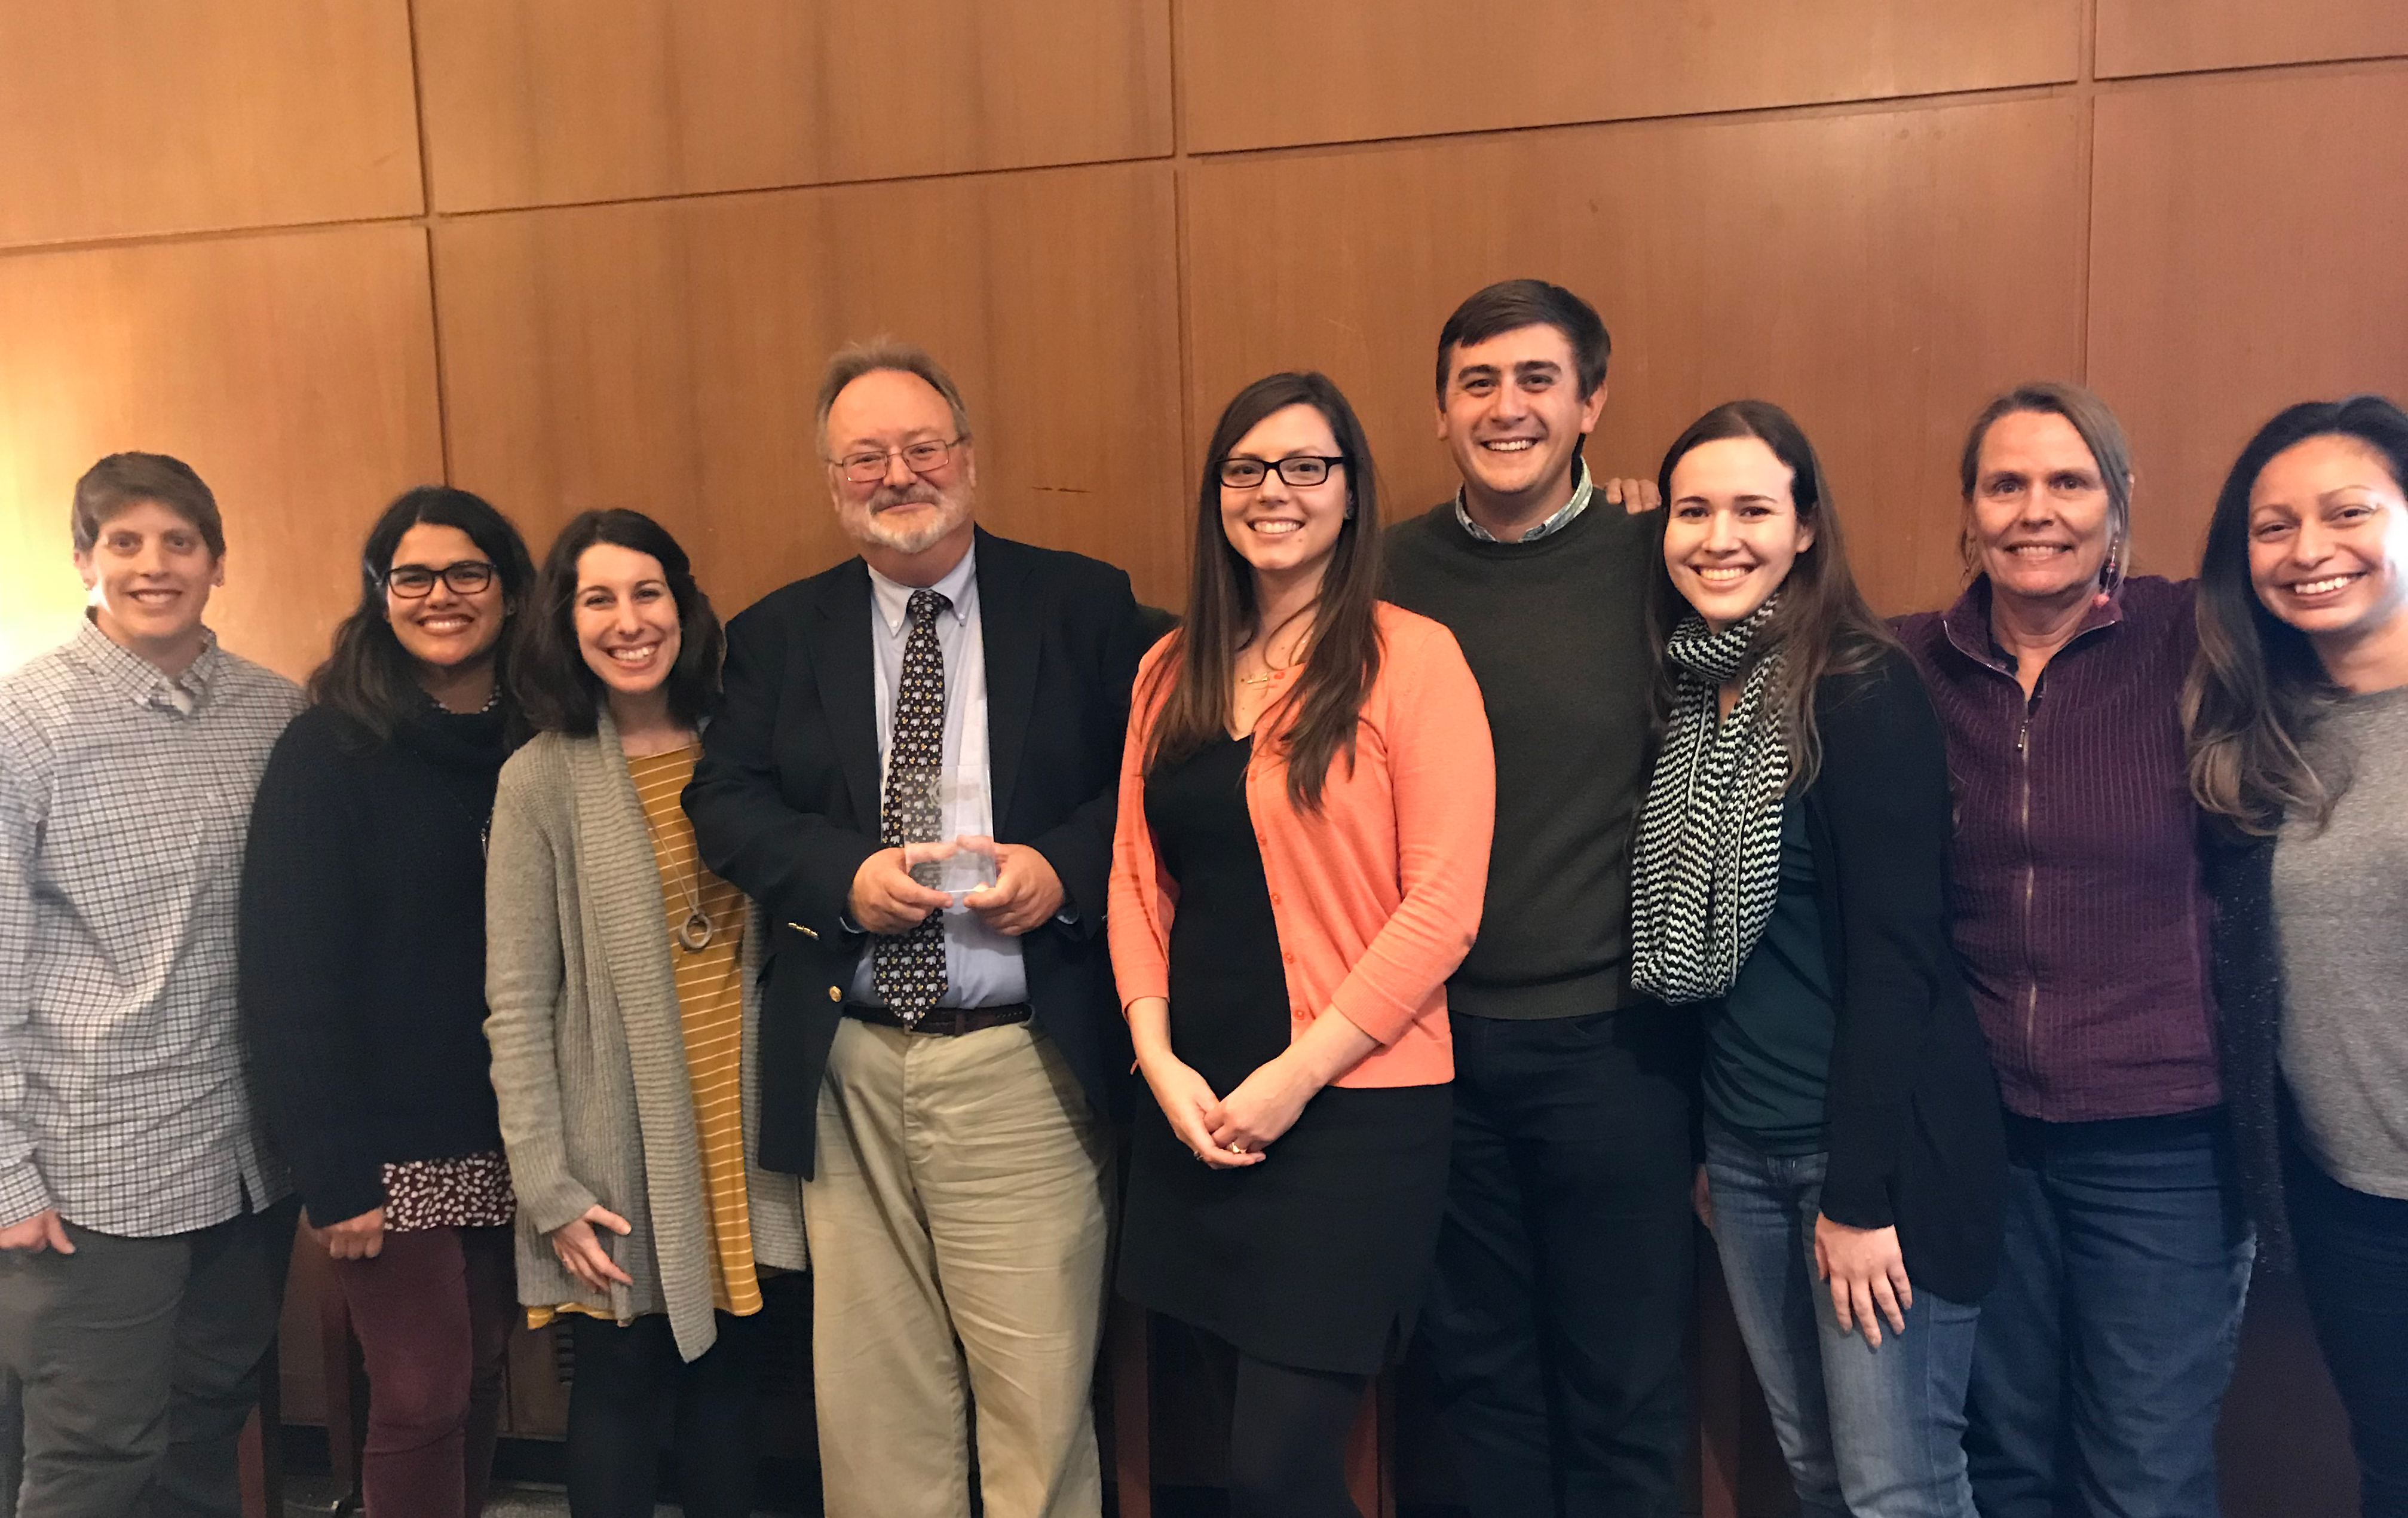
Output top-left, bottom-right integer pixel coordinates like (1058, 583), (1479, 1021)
(873, 588), (951, 1025)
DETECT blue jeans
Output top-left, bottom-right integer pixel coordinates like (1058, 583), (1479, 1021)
(1706, 1127), (1983, 1518)
(1966, 1112), (2254, 1518)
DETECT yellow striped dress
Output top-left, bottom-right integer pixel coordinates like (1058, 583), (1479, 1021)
(534, 742), (761, 1325)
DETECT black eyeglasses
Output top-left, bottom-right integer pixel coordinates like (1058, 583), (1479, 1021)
(1218, 455), (1348, 489)
(830, 437), (967, 484)
(384, 561), (497, 598)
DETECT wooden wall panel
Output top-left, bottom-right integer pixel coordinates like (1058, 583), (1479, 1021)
(2088, 66), (2408, 574)
(1185, 100), (2086, 616)
(2099, 0), (2408, 79)
(0, 2), (421, 249)
(1178, 0), (2079, 154)
(0, 226), (445, 680)
(433, 163), (1187, 613)
(415, 0), (1174, 213)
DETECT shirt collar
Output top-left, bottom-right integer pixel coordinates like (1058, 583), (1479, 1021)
(867, 541), (979, 636)
(68, 614), (223, 717)
(1939, 575), (2125, 678)
(1453, 458), (1594, 543)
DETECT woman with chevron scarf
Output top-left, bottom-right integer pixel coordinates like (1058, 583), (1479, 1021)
(1630, 400), (2005, 1518)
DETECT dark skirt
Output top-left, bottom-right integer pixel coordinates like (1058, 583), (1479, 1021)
(1116, 733), (1451, 1375)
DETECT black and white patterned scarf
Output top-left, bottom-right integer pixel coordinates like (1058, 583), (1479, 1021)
(1630, 600), (1791, 1003)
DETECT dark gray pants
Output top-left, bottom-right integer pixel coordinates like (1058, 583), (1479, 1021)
(0, 1196), (298, 1518)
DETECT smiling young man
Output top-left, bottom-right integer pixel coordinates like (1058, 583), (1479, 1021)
(0, 454), (302, 1517)
(1383, 281), (1698, 1518)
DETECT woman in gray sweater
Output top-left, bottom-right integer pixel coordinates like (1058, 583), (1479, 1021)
(485, 510), (804, 1518)
(2188, 395), (2408, 1518)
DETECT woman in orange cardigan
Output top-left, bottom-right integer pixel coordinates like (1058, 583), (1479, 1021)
(1110, 371), (1496, 1517)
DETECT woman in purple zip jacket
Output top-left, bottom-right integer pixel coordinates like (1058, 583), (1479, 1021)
(1892, 382), (2251, 1518)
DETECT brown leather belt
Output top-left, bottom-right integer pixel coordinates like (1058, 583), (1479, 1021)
(842, 1000), (1033, 1037)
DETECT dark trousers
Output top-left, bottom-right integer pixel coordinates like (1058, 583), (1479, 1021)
(0, 1196), (299, 1518)
(2288, 1152), (2408, 1518)
(326, 1224), (514, 1518)
(564, 1294), (777, 1518)
(1418, 1005), (1698, 1518)
(1966, 1112), (2254, 1518)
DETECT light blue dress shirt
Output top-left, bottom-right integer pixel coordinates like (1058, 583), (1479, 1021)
(846, 543), (1031, 1009)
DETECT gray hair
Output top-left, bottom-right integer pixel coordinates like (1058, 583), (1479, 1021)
(814, 339), (975, 457)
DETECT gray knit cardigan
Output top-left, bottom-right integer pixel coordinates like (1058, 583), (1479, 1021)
(485, 713), (805, 1361)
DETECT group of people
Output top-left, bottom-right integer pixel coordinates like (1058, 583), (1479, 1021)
(0, 275), (2400, 1518)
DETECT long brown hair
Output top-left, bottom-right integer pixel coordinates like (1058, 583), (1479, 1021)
(2186, 394), (2408, 833)
(1144, 372), (1384, 812)
(1646, 400), (1898, 791)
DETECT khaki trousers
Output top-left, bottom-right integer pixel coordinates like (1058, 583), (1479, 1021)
(805, 1017), (1111, 1518)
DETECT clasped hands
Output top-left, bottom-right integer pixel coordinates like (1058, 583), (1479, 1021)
(848, 838), (1063, 937)
(1137, 1047), (1315, 1169)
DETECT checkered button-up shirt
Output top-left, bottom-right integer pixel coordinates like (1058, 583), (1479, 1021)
(0, 619), (302, 1237)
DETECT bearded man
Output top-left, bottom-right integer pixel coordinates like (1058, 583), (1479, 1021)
(684, 340), (1142, 1518)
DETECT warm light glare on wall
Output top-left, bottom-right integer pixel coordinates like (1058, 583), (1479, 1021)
(0, 443), (91, 677)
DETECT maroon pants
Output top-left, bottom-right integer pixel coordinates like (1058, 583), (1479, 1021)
(327, 1225), (516, 1518)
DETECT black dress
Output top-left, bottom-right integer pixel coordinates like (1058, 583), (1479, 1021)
(1116, 733), (1452, 1375)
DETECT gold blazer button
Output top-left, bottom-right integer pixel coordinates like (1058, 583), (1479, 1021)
(827, 986), (843, 1002)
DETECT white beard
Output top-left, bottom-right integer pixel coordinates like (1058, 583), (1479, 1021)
(842, 485), (972, 556)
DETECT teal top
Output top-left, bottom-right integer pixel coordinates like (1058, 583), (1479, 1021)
(1704, 798), (1836, 1155)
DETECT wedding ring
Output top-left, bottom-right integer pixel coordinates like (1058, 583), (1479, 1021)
(1230, 1141), (1247, 1155)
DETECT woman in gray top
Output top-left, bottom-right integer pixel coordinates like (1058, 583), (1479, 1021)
(485, 510), (805, 1518)
(2188, 394), (2408, 1518)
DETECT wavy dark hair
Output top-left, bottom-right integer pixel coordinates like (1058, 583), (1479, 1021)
(307, 485), (535, 745)
(514, 509), (724, 736)
(2186, 394), (2408, 833)
(1647, 400), (1898, 791)
(1143, 372), (1384, 812)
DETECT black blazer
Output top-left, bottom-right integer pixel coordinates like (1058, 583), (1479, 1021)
(685, 528), (1145, 1177)
(1799, 649), (2008, 1304)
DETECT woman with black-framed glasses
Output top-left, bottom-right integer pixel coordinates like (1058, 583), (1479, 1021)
(1111, 372), (1494, 1516)
(240, 485), (535, 1518)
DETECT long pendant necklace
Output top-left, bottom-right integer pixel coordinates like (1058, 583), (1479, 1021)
(638, 804), (714, 952)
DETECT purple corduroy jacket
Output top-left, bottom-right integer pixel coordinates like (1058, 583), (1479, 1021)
(1894, 574), (2222, 1122)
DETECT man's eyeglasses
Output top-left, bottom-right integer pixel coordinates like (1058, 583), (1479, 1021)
(384, 561), (497, 598)
(1217, 455), (1349, 489)
(831, 437), (967, 484)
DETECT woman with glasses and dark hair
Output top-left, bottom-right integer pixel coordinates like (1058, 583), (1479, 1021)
(1108, 372), (1494, 1516)
(1892, 384), (2253, 1518)
(483, 510), (805, 1518)
(2187, 396), (2408, 1518)
(1634, 401), (2003, 1517)
(240, 485), (535, 1518)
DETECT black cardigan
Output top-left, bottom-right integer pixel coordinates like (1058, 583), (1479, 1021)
(2201, 828), (2294, 1271)
(239, 703), (514, 1225)
(1796, 650), (2008, 1304)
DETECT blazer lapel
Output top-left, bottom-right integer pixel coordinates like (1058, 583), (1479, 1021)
(810, 561), (883, 828)
(977, 530), (1041, 833)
